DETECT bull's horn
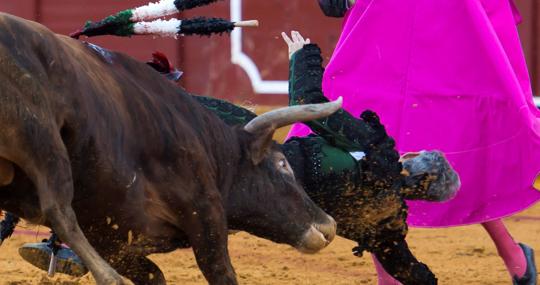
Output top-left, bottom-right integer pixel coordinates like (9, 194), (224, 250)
(244, 97), (343, 134)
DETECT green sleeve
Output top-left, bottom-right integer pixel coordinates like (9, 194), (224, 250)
(191, 95), (256, 126)
(288, 44), (386, 152)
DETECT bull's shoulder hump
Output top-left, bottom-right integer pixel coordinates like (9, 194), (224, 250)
(0, 12), (52, 36)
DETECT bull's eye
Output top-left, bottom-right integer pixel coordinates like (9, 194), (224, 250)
(272, 152), (295, 179)
(276, 158), (294, 178)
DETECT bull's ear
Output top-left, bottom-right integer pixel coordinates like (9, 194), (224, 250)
(247, 128), (275, 165)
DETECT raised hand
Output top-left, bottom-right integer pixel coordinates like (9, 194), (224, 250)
(281, 31), (311, 59)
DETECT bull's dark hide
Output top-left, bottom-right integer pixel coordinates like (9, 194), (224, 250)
(0, 13), (336, 285)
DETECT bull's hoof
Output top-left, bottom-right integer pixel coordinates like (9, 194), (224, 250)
(18, 242), (88, 277)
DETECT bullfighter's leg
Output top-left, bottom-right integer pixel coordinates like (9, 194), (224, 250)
(370, 239), (437, 285)
(0, 131), (124, 285)
(109, 255), (166, 285)
(482, 220), (536, 283)
(183, 190), (237, 285)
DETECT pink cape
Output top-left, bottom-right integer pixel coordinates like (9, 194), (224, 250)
(288, 0), (540, 227)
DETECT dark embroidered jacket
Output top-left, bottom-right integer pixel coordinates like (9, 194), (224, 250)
(193, 45), (408, 255)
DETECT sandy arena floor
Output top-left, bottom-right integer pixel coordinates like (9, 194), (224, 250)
(0, 204), (538, 285)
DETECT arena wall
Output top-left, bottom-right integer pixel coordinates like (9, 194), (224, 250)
(1, 0), (538, 105)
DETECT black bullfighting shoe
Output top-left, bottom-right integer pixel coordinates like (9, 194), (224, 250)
(18, 242), (88, 277)
(513, 243), (537, 285)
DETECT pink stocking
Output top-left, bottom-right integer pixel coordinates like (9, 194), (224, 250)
(482, 219), (526, 278)
(372, 254), (402, 285)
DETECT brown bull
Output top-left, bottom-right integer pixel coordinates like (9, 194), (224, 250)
(0, 13), (338, 285)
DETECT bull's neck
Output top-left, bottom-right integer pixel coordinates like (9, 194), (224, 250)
(200, 122), (244, 197)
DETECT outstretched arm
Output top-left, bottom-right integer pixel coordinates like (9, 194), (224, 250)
(282, 32), (387, 152)
(282, 31), (402, 178)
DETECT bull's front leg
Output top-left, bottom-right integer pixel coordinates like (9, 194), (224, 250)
(3, 131), (125, 285)
(371, 239), (437, 285)
(183, 190), (237, 285)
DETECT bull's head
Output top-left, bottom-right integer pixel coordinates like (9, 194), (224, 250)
(226, 99), (342, 253)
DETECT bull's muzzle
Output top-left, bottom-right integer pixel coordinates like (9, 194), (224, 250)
(297, 215), (337, 254)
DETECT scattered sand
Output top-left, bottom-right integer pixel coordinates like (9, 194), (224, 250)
(1, 203), (538, 284)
